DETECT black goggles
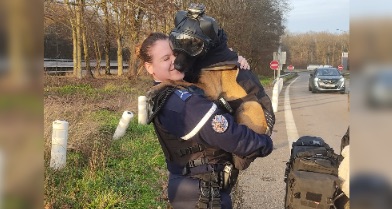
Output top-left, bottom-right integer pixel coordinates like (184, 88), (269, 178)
(169, 32), (205, 57)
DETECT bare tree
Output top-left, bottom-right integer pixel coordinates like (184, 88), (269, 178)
(62, 0), (79, 77)
(101, 0), (111, 75)
(282, 32), (349, 68)
(198, 0), (287, 75)
(75, 0), (83, 78)
(81, 0), (94, 78)
(112, 0), (129, 76)
(45, 0), (289, 77)
(127, 6), (145, 78)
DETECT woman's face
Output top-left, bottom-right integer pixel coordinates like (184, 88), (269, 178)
(145, 39), (184, 82)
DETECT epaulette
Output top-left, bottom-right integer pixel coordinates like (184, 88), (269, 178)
(146, 80), (194, 124)
(146, 85), (176, 124)
(174, 89), (192, 101)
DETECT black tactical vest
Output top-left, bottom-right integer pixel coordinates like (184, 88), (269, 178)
(147, 82), (232, 170)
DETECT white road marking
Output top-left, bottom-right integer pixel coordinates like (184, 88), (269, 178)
(284, 77), (300, 150)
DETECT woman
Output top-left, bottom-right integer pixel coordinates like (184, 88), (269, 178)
(139, 32), (273, 209)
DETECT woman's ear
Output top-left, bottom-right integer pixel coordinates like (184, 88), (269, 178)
(144, 62), (154, 75)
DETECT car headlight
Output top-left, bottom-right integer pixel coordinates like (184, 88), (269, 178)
(339, 77), (345, 82)
(314, 77), (319, 86)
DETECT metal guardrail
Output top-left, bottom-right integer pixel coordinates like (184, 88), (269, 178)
(44, 59), (129, 68)
(279, 72), (296, 78)
(44, 58), (73, 62)
(44, 59), (129, 75)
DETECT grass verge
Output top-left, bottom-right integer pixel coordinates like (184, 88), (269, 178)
(44, 76), (168, 208)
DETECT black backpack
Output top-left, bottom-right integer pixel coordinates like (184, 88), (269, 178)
(284, 136), (344, 209)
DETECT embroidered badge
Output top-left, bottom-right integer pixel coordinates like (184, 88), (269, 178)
(211, 115), (228, 133)
(174, 90), (192, 101)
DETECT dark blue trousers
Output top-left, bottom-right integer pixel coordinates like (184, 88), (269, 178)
(168, 173), (232, 209)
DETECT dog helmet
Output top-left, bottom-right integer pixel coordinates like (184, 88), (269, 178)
(169, 3), (220, 57)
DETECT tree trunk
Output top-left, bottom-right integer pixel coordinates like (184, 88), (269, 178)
(115, 10), (123, 76)
(71, 23), (77, 76)
(117, 36), (123, 76)
(102, 0), (111, 75)
(93, 40), (101, 76)
(104, 42), (110, 75)
(75, 0), (82, 79)
(127, 8), (145, 78)
(128, 44), (137, 78)
(81, 0), (93, 78)
(82, 25), (93, 78)
(65, 0), (78, 77)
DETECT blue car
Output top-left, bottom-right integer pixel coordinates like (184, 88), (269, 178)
(308, 67), (346, 94)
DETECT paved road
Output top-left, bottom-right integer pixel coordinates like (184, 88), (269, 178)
(233, 71), (349, 208)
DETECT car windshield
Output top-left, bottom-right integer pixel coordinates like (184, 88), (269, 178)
(317, 68), (340, 76)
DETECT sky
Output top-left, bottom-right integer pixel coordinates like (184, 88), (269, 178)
(350, 1), (392, 18)
(285, 0), (350, 34)
(286, 0), (392, 34)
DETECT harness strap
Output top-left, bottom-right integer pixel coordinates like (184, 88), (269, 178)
(182, 158), (210, 175)
(176, 144), (205, 157)
(189, 158), (209, 168)
(215, 96), (233, 114)
(202, 63), (237, 71)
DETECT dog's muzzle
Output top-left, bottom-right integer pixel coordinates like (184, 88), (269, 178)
(172, 51), (196, 73)
(169, 32), (205, 57)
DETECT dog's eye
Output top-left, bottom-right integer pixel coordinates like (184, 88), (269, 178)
(173, 51), (179, 57)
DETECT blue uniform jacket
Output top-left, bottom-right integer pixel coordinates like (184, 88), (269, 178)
(157, 87), (273, 167)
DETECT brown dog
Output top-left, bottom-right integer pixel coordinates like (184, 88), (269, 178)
(196, 65), (268, 135)
(163, 4), (274, 169)
(148, 59), (272, 170)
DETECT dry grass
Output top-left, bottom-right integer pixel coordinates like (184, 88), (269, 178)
(44, 75), (171, 208)
(44, 75), (152, 166)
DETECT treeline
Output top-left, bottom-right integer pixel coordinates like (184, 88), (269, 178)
(44, 0), (288, 78)
(282, 32), (349, 69)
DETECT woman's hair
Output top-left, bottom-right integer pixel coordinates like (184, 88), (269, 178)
(138, 32), (168, 63)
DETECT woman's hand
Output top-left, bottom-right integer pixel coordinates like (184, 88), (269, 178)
(238, 55), (250, 70)
(230, 48), (250, 70)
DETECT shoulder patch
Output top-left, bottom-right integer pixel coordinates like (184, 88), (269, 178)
(174, 89), (192, 101)
(211, 114), (228, 133)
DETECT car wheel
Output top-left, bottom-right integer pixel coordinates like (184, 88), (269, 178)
(340, 91), (346, 94)
(312, 88), (317, 93)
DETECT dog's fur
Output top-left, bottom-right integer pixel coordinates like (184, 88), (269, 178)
(194, 65), (268, 135)
(170, 32), (272, 170)
(172, 39), (269, 136)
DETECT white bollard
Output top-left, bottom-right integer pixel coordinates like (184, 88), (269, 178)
(138, 96), (148, 125)
(272, 84), (279, 113)
(50, 120), (69, 170)
(277, 78), (283, 93)
(113, 111), (134, 140)
(272, 78), (284, 113)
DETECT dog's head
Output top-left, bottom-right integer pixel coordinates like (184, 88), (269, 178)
(169, 3), (220, 78)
